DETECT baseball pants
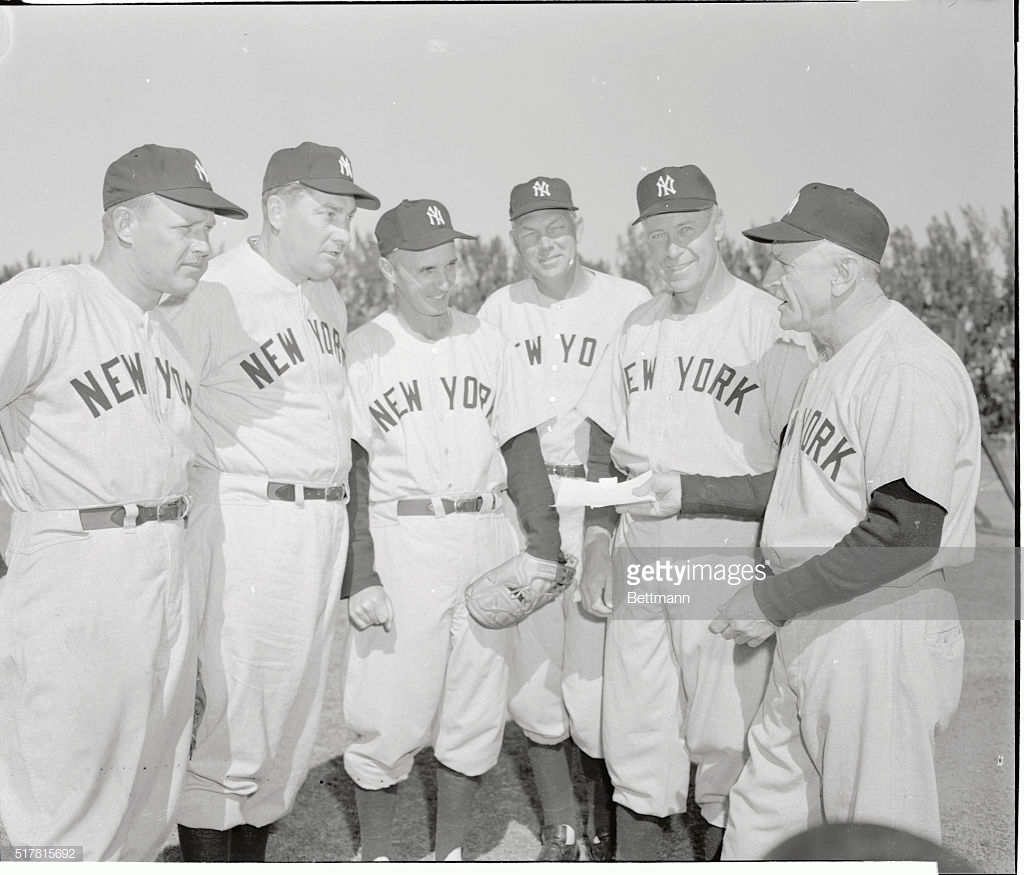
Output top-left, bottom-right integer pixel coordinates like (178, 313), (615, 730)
(508, 500), (607, 757)
(723, 575), (964, 861)
(602, 517), (771, 825)
(0, 509), (194, 860)
(343, 508), (518, 788)
(179, 471), (350, 830)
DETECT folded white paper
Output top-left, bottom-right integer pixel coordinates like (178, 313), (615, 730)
(553, 470), (653, 508)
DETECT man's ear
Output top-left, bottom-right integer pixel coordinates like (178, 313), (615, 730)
(378, 255), (397, 285)
(111, 206), (136, 245)
(831, 255), (861, 299)
(712, 206), (725, 243)
(266, 194), (286, 232)
(573, 213), (585, 246)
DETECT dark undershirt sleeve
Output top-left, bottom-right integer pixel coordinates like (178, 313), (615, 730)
(340, 440), (382, 599)
(752, 479), (946, 625)
(677, 424), (787, 521)
(678, 470), (777, 521)
(583, 420), (622, 535)
(501, 428), (561, 562)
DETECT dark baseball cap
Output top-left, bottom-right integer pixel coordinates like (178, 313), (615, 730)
(509, 176), (578, 221)
(632, 165), (717, 225)
(743, 183), (889, 264)
(375, 199), (477, 256)
(103, 144), (248, 219)
(262, 141), (380, 209)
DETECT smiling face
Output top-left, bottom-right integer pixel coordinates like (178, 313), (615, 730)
(125, 194), (216, 300)
(510, 208), (580, 284)
(384, 242), (458, 322)
(763, 241), (836, 334)
(642, 207), (723, 304)
(272, 186), (357, 282)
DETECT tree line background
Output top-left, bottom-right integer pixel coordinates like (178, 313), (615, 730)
(2, 206), (1014, 435)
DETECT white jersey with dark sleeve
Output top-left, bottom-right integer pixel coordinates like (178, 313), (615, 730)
(161, 240), (351, 483)
(0, 264), (194, 510)
(477, 270), (651, 466)
(345, 309), (543, 509)
(580, 277), (815, 480)
(762, 300), (980, 576)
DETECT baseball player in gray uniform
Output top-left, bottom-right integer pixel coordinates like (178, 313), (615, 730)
(342, 198), (564, 862)
(0, 144), (245, 859)
(578, 166), (814, 860)
(693, 184), (981, 859)
(162, 142), (379, 862)
(477, 177), (650, 861)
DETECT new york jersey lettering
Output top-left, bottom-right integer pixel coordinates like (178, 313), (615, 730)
(514, 334), (599, 368)
(368, 374), (494, 434)
(786, 407), (858, 482)
(624, 353), (759, 415)
(239, 322), (342, 389)
(71, 353), (192, 419)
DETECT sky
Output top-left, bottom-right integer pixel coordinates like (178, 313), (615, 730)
(0, 1), (1015, 269)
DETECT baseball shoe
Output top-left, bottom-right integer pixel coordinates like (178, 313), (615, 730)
(537, 824), (580, 862)
(585, 831), (615, 862)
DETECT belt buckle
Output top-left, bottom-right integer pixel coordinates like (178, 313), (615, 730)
(454, 496), (482, 513)
(324, 485), (347, 502)
(154, 496), (186, 522)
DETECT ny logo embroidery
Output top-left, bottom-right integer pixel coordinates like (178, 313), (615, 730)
(533, 180), (550, 198)
(656, 175), (676, 198)
(338, 154), (352, 177)
(426, 205), (445, 226)
(194, 160), (209, 183)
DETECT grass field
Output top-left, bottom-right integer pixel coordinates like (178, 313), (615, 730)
(0, 443), (1016, 867)
(159, 440), (1019, 868)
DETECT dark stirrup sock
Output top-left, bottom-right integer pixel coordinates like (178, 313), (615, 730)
(355, 785), (399, 861)
(614, 803), (666, 861)
(177, 825), (232, 862)
(230, 823), (271, 863)
(527, 738), (581, 834)
(578, 751), (614, 838)
(435, 763), (482, 861)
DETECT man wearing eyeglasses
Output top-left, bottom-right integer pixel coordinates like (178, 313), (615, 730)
(478, 177), (650, 862)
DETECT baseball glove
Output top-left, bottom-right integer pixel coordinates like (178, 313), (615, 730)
(465, 552), (576, 630)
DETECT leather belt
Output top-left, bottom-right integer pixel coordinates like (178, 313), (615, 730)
(79, 496), (191, 531)
(545, 464), (586, 479)
(396, 494), (496, 516)
(267, 481), (348, 502)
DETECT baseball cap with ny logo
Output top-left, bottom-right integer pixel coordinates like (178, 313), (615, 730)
(262, 141), (380, 209)
(632, 165), (717, 225)
(103, 143), (248, 219)
(508, 176), (578, 221)
(375, 199), (477, 255)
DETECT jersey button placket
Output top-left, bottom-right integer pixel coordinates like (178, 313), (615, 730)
(141, 311), (177, 491)
(299, 287), (341, 481)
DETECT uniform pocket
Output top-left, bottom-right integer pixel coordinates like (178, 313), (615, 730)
(924, 623), (964, 660)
